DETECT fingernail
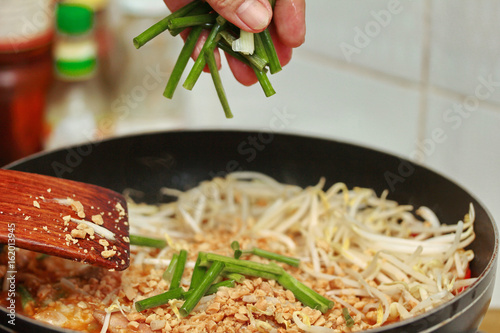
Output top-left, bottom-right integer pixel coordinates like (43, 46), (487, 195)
(237, 0), (271, 31)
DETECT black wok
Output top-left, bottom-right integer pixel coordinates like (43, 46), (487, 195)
(1, 130), (497, 333)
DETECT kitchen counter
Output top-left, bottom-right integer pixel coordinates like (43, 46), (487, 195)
(479, 308), (499, 333)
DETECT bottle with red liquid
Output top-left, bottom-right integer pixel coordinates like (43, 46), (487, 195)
(0, 0), (55, 166)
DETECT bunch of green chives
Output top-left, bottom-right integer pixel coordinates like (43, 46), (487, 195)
(131, 237), (334, 317)
(133, 0), (281, 118)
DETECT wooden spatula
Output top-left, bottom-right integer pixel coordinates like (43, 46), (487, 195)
(0, 169), (130, 271)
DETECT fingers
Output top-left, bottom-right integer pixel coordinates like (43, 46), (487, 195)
(226, 55), (258, 86)
(206, 0), (272, 32)
(274, 0), (306, 48)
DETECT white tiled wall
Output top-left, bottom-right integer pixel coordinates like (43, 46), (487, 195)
(110, 0), (500, 308)
(429, 1), (500, 104)
(182, 0), (500, 308)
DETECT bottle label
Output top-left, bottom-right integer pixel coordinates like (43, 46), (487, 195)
(54, 39), (98, 79)
(0, 0), (55, 53)
(56, 58), (97, 78)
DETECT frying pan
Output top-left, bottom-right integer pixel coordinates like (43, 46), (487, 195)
(0, 130), (497, 333)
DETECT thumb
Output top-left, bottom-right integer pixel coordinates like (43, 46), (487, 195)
(206, 0), (272, 32)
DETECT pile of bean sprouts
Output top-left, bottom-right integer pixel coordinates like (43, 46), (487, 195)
(127, 171), (476, 330)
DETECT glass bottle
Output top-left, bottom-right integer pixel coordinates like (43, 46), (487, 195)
(44, 3), (111, 150)
(0, 0), (55, 165)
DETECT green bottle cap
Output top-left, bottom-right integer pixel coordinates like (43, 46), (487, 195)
(56, 3), (94, 35)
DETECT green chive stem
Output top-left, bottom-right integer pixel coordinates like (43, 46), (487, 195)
(183, 279), (235, 299)
(207, 279), (236, 292)
(251, 247), (300, 267)
(182, 16), (227, 91)
(343, 308), (355, 327)
(221, 272), (245, 283)
(294, 279), (334, 310)
(133, 0), (203, 49)
(230, 241), (240, 251)
(135, 279), (234, 313)
(259, 28), (282, 74)
(168, 13), (217, 31)
(180, 260), (225, 317)
(198, 252), (285, 275)
(230, 240), (242, 259)
(164, 25), (203, 99)
(168, 2), (213, 36)
(169, 250), (188, 290)
(277, 272), (333, 314)
(254, 33), (269, 64)
(205, 48), (233, 118)
(129, 234), (166, 249)
(222, 262), (281, 281)
(135, 287), (184, 312)
(163, 253), (179, 282)
(189, 256), (207, 291)
(254, 68), (276, 97)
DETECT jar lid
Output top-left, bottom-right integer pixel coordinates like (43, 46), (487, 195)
(56, 3), (94, 35)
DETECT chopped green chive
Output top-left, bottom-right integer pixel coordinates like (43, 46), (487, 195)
(168, 13), (217, 31)
(230, 240), (242, 259)
(254, 68), (276, 97)
(168, 2), (213, 36)
(169, 250), (188, 290)
(205, 48), (233, 118)
(164, 25), (203, 99)
(221, 272), (245, 283)
(135, 279), (234, 313)
(136, 245), (330, 316)
(254, 33), (269, 64)
(163, 253), (179, 282)
(132, 0), (204, 49)
(182, 16), (227, 91)
(129, 235), (166, 249)
(251, 247), (300, 267)
(259, 28), (282, 74)
(230, 241), (300, 267)
(183, 279), (235, 299)
(222, 261), (281, 281)
(198, 252), (285, 276)
(277, 272), (333, 314)
(189, 255), (207, 291)
(135, 287), (184, 312)
(180, 260), (225, 317)
(343, 307), (355, 327)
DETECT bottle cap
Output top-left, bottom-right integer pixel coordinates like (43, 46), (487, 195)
(56, 3), (94, 35)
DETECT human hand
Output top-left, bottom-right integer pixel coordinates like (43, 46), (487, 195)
(163, 0), (306, 86)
